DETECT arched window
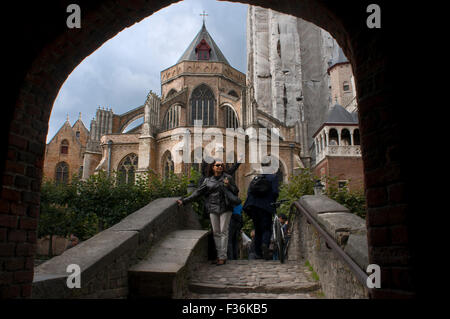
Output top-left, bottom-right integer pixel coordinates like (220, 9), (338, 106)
(60, 139), (69, 154)
(329, 128), (339, 145)
(228, 90), (239, 98)
(162, 151), (174, 178)
(166, 89), (177, 99)
(117, 153), (138, 185)
(343, 81), (350, 91)
(341, 129), (351, 146)
(55, 162), (69, 184)
(190, 84), (215, 126)
(224, 105), (239, 129)
(162, 104), (181, 130)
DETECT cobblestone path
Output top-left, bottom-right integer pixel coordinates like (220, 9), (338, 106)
(187, 260), (323, 299)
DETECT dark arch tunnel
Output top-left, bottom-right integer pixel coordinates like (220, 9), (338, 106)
(1, 0), (421, 298)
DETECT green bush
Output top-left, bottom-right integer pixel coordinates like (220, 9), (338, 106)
(39, 170), (190, 242)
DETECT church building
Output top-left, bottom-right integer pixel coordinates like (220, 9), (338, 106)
(43, 7), (364, 193)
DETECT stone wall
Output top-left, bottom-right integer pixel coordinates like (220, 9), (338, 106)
(31, 197), (201, 298)
(288, 195), (369, 298)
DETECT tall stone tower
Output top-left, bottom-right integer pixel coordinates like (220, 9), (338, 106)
(247, 6), (341, 165)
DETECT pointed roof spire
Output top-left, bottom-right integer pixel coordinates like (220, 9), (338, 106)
(66, 114), (70, 122)
(177, 20), (230, 65)
(200, 10), (208, 26)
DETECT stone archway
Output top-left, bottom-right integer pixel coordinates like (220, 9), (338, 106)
(1, 1), (416, 299)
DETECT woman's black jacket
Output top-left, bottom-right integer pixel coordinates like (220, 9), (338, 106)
(182, 173), (239, 214)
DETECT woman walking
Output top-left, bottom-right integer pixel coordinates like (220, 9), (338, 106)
(177, 160), (239, 265)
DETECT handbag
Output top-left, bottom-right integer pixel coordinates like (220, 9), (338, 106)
(223, 186), (242, 207)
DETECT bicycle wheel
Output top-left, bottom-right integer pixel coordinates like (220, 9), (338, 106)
(275, 220), (285, 263)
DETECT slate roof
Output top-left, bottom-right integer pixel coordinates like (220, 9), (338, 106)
(328, 47), (349, 69)
(324, 102), (358, 124)
(177, 23), (230, 65)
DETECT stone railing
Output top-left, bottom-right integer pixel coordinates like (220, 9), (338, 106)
(32, 197), (201, 298)
(316, 145), (361, 163)
(288, 195), (369, 299)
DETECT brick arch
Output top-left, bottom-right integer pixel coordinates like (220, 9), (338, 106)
(1, 1), (416, 299)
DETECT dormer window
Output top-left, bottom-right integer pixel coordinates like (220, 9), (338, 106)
(196, 39), (211, 61)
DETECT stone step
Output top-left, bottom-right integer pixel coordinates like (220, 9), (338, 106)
(186, 259), (322, 299)
(128, 229), (209, 298)
(189, 281), (320, 294)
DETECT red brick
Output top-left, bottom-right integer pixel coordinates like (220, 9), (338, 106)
(24, 257), (34, 270)
(388, 183), (406, 205)
(27, 230), (37, 243)
(0, 214), (18, 228)
(7, 149), (17, 160)
(8, 230), (27, 242)
(21, 284), (33, 298)
(366, 187), (388, 207)
(16, 243), (36, 256)
(391, 267), (414, 291)
(19, 217), (37, 230)
(1, 188), (22, 202)
(0, 271), (14, 285)
(27, 205), (39, 218)
(388, 205), (408, 225)
(367, 207), (389, 227)
(8, 134), (28, 149)
(5, 160), (26, 175)
(367, 227), (390, 247)
(5, 258), (25, 271)
(390, 225), (409, 245)
(0, 243), (16, 256)
(2, 174), (14, 187)
(13, 270), (34, 283)
(0, 285), (21, 299)
(0, 199), (10, 213)
(11, 203), (26, 216)
(0, 228), (6, 241)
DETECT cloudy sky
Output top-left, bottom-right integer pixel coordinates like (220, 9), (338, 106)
(48, 0), (248, 142)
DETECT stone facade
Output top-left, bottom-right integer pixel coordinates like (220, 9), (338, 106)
(42, 115), (89, 183)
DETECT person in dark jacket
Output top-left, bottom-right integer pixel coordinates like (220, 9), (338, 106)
(243, 158), (279, 260)
(177, 159), (239, 265)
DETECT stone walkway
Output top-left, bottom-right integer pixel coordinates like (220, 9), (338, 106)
(187, 260), (323, 299)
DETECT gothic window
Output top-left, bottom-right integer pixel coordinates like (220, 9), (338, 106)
(329, 128), (339, 145)
(196, 39), (211, 60)
(224, 105), (239, 129)
(162, 151), (174, 178)
(60, 139), (69, 154)
(166, 89), (177, 99)
(55, 162), (69, 184)
(162, 104), (181, 130)
(117, 153), (138, 185)
(343, 81), (350, 91)
(190, 84), (215, 126)
(228, 90), (239, 98)
(341, 129), (351, 145)
(76, 131), (80, 138)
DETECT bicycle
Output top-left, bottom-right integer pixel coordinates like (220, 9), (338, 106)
(270, 199), (291, 263)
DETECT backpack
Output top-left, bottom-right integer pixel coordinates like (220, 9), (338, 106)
(249, 175), (272, 197)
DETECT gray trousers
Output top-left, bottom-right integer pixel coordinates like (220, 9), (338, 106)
(209, 211), (232, 260)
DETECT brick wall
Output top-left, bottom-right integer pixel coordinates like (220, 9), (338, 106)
(0, 0), (417, 298)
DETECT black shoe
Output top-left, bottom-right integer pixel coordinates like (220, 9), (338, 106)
(262, 244), (270, 260)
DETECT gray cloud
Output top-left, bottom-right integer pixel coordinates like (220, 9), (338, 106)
(48, 0), (248, 142)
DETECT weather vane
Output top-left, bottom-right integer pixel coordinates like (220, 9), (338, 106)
(200, 10), (208, 25)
